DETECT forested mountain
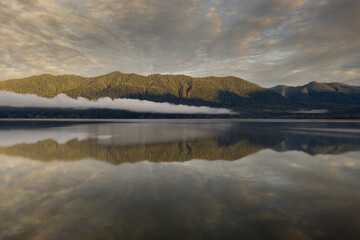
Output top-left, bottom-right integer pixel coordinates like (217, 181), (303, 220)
(0, 72), (359, 118)
(270, 81), (360, 105)
(0, 72), (288, 108)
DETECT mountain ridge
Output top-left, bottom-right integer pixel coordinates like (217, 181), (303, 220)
(0, 71), (289, 109)
(0, 72), (358, 117)
(270, 81), (360, 105)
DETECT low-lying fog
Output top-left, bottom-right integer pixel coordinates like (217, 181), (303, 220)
(0, 91), (234, 115)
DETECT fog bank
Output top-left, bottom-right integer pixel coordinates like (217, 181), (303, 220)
(0, 91), (234, 115)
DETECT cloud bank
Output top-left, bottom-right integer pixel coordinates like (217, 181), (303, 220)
(0, 0), (359, 86)
(0, 91), (233, 115)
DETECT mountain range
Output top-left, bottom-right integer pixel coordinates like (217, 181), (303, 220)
(0, 71), (287, 108)
(270, 81), (359, 105)
(0, 72), (358, 118)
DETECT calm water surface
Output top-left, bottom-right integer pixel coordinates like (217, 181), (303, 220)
(0, 119), (359, 240)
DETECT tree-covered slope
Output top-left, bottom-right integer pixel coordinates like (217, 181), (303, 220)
(270, 81), (360, 105)
(0, 72), (288, 108)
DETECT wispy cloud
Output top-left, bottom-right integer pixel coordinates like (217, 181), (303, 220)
(0, 0), (359, 86)
(0, 91), (234, 115)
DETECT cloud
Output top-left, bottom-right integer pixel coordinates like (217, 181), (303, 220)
(291, 109), (328, 114)
(0, 0), (359, 86)
(0, 91), (234, 115)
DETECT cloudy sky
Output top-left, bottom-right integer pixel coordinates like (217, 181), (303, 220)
(0, 0), (359, 87)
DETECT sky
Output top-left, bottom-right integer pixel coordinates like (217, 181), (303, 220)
(0, 0), (359, 87)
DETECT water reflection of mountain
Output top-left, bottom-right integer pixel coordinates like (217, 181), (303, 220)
(273, 134), (360, 155)
(0, 121), (359, 163)
(0, 138), (265, 163)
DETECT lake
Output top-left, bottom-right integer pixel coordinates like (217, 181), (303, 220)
(0, 119), (359, 240)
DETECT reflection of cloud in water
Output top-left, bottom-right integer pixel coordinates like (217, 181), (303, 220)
(0, 122), (226, 147)
(0, 120), (359, 149)
(0, 150), (359, 239)
(0, 128), (91, 146)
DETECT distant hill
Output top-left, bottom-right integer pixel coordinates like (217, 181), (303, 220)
(270, 81), (360, 105)
(0, 72), (288, 108)
(343, 79), (360, 86)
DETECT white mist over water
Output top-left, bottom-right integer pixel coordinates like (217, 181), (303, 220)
(0, 91), (234, 115)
